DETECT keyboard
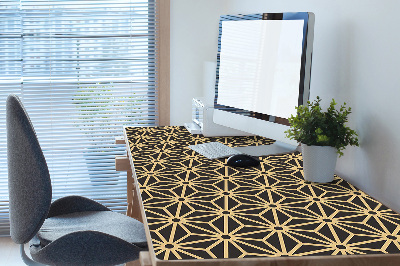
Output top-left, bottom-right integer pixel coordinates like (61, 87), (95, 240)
(188, 142), (242, 159)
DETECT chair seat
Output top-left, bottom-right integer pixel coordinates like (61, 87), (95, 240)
(37, 211), (147, 248)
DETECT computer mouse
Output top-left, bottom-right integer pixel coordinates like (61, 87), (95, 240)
(226, 154), (260, 167)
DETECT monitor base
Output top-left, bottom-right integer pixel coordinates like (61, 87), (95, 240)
(233, 142), (300, 157)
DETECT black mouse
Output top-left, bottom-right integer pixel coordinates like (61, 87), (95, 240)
(226, 154), (260, 167)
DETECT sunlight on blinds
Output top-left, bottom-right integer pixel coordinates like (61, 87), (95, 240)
(0, 0), (159, 236)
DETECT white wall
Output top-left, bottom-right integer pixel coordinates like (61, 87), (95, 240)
(170, 0), (227, 124)
(170, 0), (400, 213)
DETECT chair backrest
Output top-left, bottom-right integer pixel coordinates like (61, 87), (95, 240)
(6, 94), (52, 244)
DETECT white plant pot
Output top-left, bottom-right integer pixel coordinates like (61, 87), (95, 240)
(301, 144), (338, 183)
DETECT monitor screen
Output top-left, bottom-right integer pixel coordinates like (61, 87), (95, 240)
(213, 13), (314, 153)
(217, 19), (304, 118)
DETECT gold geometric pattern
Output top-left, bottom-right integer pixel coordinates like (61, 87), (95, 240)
(125, 126), (400, 260)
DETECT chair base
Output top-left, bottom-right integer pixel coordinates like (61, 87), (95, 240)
(20, 244), (45, 266)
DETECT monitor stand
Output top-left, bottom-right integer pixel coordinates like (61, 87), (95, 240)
(233, 141), (300, 157)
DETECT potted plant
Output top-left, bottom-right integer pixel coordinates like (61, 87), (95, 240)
(285, 96), (359, 183)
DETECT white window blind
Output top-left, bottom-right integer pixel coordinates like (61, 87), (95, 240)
(0, 0), (159, 236)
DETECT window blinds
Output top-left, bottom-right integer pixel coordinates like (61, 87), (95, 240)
(0, 0), (159, 236)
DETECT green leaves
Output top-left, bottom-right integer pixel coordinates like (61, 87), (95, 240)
(285, 96), (359, 157)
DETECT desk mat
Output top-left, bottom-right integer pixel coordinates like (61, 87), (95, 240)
(125, 126), (400, 260)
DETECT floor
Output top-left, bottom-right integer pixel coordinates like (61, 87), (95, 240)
(0, 237), (26, 266)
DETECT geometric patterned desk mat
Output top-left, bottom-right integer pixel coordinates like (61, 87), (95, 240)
(125, 126), (400, 260)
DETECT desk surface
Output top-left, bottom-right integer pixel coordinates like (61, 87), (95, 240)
(125, 126), (400, 264)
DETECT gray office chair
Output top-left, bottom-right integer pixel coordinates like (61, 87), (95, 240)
(6, 94), (147, 265)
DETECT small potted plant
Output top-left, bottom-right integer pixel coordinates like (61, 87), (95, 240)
(285, 96), (359, 183)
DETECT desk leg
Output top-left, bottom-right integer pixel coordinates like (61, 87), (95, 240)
(115, 153), (142, 222)
(139, 252), (152, 266)
(117, 138), (150, 266)
(125, 252), (151, 266)
(124, 259), (140, 266)
(127, 170), (143, 223)
(126, 169), (134, 217)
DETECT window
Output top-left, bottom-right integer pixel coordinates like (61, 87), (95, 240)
(0, 0), (169, 236)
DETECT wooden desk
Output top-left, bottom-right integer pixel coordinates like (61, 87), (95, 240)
(123, 126), (400, 266)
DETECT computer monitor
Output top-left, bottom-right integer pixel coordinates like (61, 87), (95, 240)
(213, 12), (315, 156)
